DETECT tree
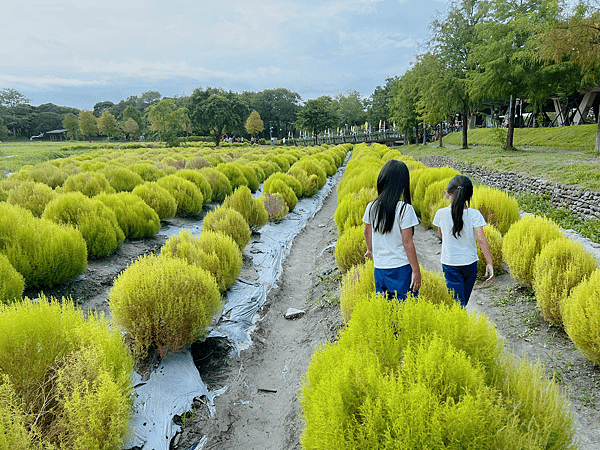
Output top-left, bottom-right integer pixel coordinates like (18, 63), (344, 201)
(93, 101), (115, 118)
(245, 88), (301, 139)
(63, 113), (79, 140)
(366, 77), (398, 126)
(245, 110), (265, 137)
(0, 117), (8, 139)
(335, 89), (367, 129)
(97, 110), (121, 141)
(389, 66), (421, 144)
(123, 118), (140, 141)
(78, 110), (98, 141)
(0, 88), (30, 108)
(296, 96), (339, 141)
(147, 98), (177, 141)
(122, 104), (145, 134)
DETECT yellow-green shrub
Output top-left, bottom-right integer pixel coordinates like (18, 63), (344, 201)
(0, 375), (37, 450)
(502, 215), (563, 286)
(266, 154), (290, 172)
(6, 180), (56, 218)
(233, 162), (259, 192)
(132, 181), (177, 220)
(420, 178), (451, 228)
(419, 264), (455, 307)
(223, 186), (268, 230)
(290, 157), (327, 190)
(157, 174), (204, 217)
(162, 230), (242, 293)
(264, 172), (303, 199)
(334, 187), (376, 236)
(312, 153), (336, 176)
(128, 162), (165, 182)
(0, 254), (24, 304)
(562, 269), (600, 365)
(263, 177), (298, 211)
(288, 166), (319, 197)
(101, 166), (144, 192)
(477, 224), (503, 277)
(62, 171), (115, 197)
(0, 297), (134, 449)
(43, 192), (125, 259)
(203, 206), (251, 251)
(336, 165), (380, 201)
(255, 160), (281, 179)
(109, 254), (222, 359)
(413, 167), (460, 216)
(15, 162), (70, 188)
(472, 185), (520, 235)
(335, 225), (366, 273)
(0, 203), (87, 288)
(339, 259), (375, 323)
(263, 192), (288, 221)
(96, 192), (161, 239)
(533, 238), (598, 326)
(199, 167), (233, 202)
(216, 163), (248, 190)
(173, 169), (213, 204)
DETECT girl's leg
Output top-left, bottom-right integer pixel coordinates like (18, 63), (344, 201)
(462, 261), (479, 304)
(442, 264), (467, 306)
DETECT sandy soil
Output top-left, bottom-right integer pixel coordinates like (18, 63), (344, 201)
(26, 178), (600, 450)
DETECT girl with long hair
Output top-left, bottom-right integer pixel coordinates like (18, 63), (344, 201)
(432, 175), (494, 307)
(363, 159), (421, 300)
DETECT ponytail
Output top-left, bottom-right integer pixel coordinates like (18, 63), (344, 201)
(447, 175), (473, 238)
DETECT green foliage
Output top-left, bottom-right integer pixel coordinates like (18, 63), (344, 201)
(412, 167), (460, 216)
(339, 259), (375, 323)
(216, 163), (248, 191)
(312, 153), (336, 176)
(109, 254), (222, 359)
(0, 203), (87, 288)
(263, 177), (298, 211)
(173, 169), (212, 204)
(96, 192), (161, 239)
(62, 171), (116, 197)
(263, 192), (288, 221)
(502, 215), (563, 286)
(0, 375), (36, 450)
(255, 160), (281, 179)
(264, 172), (303, 199)
(334, 187), (376, 236)
(14, 162), (71, 189)
(0, 297), (134, 449)
(533, 238), (598, 326)
(199, 167), (233, 202)
(161, 230), (242, 293)
(131, 181), (177, 220)
(203, 206), (251, 251)
(157, 174), (204, 217)
(232, 162), (259, 192)
(420, 178), (451, 228)
(562, 269), (600, 366)
(287, 166), (319, 197)
(100, 166), (145, 192)
(334, 225), (367, 273)
(290, 157), (327, 190)
(0, 254), (24, 304)
(472, 185), (520, 235)
(419, 264), (455, 307)
(223, 186), (268, 230)
(477, 224), (503, 278)
(301, 297), (575, 450)
(43, 192), (125, 259)
(6, 180), (56, 217)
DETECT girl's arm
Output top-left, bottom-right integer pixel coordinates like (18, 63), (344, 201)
(364, 223), (373, 259)
(474, 226), (494, 281)
(401, 227), (421, 291)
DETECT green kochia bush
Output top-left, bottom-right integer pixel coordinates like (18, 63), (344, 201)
(199, 167), (233, 202)
(96, 192), (161, 239)
(216, 163), (248, 191)
(334, 187), (376, 236)
(263, 172), (303, 199)
(532, 237), (598, 326)
(334, 225), (367, 273)
(301, 297), (575, 449)
(263, 192), (288, 221)
(203, 206), (251, 251)
(472, 185), (520, 235)
(223, 186), (268, 230)
(0, 254), (24, 304)
(157, 174), (204, 217)
(477, 224), (503, 278)
(0, 203), (87, 288)
(43, 192), (125, 259)
(263, 176), (298, 211)
(100, 166), (145, 192)
(0, 297), (134, 449)
(562, 269), (600, 366)
(132, 181), (177, 221)
(173, 169), (213, 204)
(6, 180), (57, 217)
(161, 229), (242, 293)
(62, 171), (115, 197)
(109, 254), (222, 359)
(128, 162), (165, 182)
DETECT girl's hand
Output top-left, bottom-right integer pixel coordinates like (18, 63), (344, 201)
(364, 249), (373, 259)
(410, 271), (421, 292)
(485, 264), (494, 281)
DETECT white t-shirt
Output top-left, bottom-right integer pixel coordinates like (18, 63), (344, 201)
(432, 206), (487, 266)
(363, 201), (419, 269)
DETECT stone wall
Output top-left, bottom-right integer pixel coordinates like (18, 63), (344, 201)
(415, 155), (600, 221)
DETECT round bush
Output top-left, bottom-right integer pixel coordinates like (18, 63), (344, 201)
(223, 186), (268, 230)
(263, 177), (298, 211)
(420, 178), (452, 228)
(100, 166), (145, 193)
(563, 269), (600, 366)
(0, 254), (24, 304)
(128, 162), (166, 182)
(419, 264), (455, 307)
(312, 153), (336, 176)
(264, 172), (303, 199)
(162, 229), (242, 293)
(43, 192), (125, 259)
(413, 167), (459, 216)
(216, 163), (248, 191)
(157, 174), (204, 217)
(0, 296), (134, 449)
(174, 169), (213, 204)
(335, 225), (367, 273)
(477, 224), (503, 278)
(17, 163), (70, 189)
(7, 180), (56, 217)
(109, 254), (222, 359)
(292, 157), (327, 190)
(203, 206), (251, 251)
(263, 192), (288, 221)
(339, 259), (375, 323)
(233, 162), (260, 192)
(131, 181), (177, 221)
(502, 215), (563, 286)
(199, 167), (233, 202)
(255, 160), (280, 179)
(96, 192), (161, 239)
(334, 187), (376, 236)
(472, 185), (520, 235)
(533, 237), (598, 326)
(62, 171), (115, 197)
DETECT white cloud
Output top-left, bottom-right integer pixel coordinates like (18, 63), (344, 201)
(0, 74), (104, 89)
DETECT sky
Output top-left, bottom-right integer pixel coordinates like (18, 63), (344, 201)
(0, 0), (450, 110)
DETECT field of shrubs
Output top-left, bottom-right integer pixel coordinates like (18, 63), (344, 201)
(0, 141), (350, 449)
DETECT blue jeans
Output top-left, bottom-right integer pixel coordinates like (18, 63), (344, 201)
(374, 265), (417, 300)
(442, 262), (478, 307)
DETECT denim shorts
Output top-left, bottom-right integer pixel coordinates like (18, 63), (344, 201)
(374, 265), (417, 300)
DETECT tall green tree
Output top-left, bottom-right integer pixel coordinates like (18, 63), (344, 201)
(123, 118), (140, 141)
(245, 110), (265, 137)
(122, 104), (145, 134)
(334, 89), (367, 129)
(78, 110), (98, 141)
(296, 96), (339, 142)
(366, 77), (398, 127)
(63, 113), (79, 140)
(147, 98), (177, 141)
(389, 66), (421, 144)
(0, 88), (30, 108)
(246, 88), (301, 139)
(97, 110), (121, 141)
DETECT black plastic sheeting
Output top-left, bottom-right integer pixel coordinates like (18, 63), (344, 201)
(125, 158), (347, 450)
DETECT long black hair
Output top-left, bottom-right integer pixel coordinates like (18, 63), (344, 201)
(369, 160), (412, 234)
(447, 174), (473, 238)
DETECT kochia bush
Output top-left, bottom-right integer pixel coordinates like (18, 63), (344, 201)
(62, 171), (115, 197)
(263, 177), (298, 211)
(216, 163), (248, 191)
(96, 192), (161, 239)
(0, 254), (24, 304)
(334, 187), (376, 236)
(223, 186), (268, 230)
(100, 166), (145, 192)
(6, 180), (56, 218)
(263, 192), (289, 221)
(203, 206), (251, 251)
(263, 172), (303, 199)
(157, 174), (204, 217)
(109, 254), (222, 359)
(339, 259), (375, 323)
(173, 169), (213, 204)
(477, 224), (503, 278)
(472, 185), (520, 235)
(334, 225), (367, 273)
(128, 162), (166, 182)
(199, 167), (233, 202)
(132, 181), (177, 221)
